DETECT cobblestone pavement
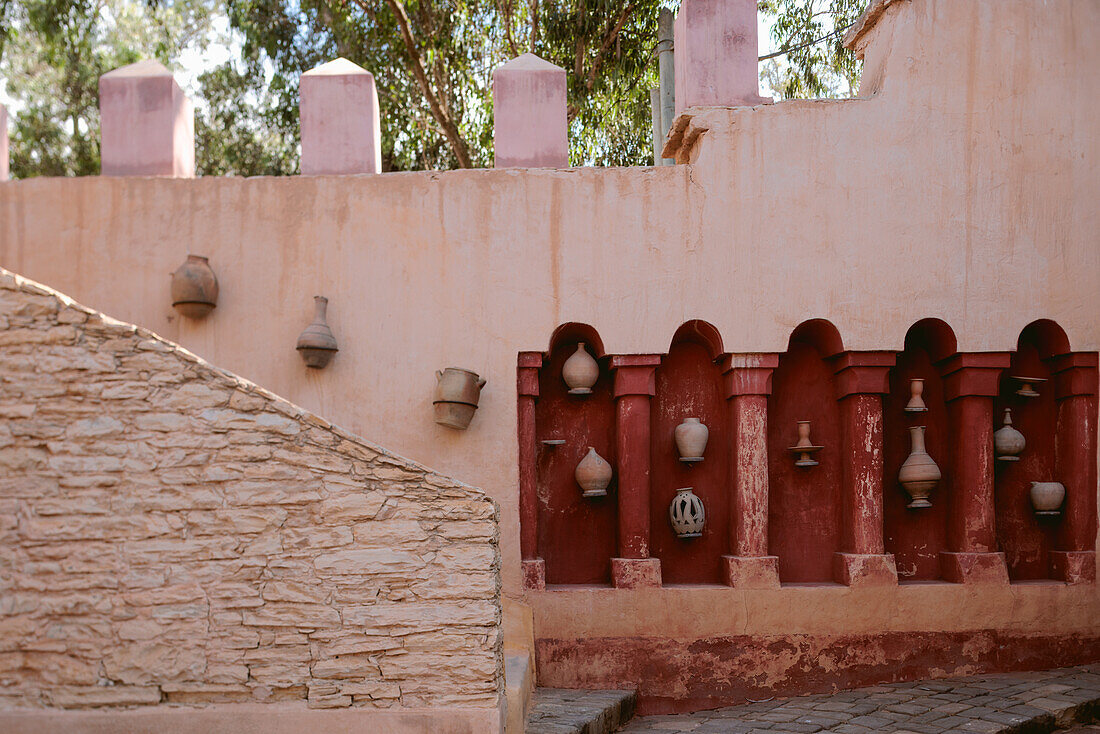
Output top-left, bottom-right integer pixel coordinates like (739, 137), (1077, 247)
(619, 665), (1100, 733)
(527, 687), (637, 734)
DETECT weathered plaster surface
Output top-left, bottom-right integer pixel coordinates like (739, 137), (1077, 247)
(0, 269), (502, 729)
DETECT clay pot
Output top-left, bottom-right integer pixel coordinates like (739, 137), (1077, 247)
(562, 343), (599, 394)
(296, 296), (339, 368)
(993, 408), (1025, 462)
(433, 368), (486, 430)
(905, 378), (928, 412)
(1029, 482), (1065, 516)
(899, 425), (940, 509)
(787, 420), (823, 468)
(575, 447), (612, 497)
(674, 417), (709, 462)
(170, 255), (218, 318)
(669, 487), (705, 538)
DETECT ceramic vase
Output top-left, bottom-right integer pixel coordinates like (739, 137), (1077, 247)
(575, 447), (612, 497)
(905, 378), (928, 412)
(1029, 482), (1065, 516)
(562, 343), (599, 394)
(669, 487), (705, 538)
(788, 420), (823, 467)
(170, 255), (219, 319)
(433, 368), (486, 430)
(899, 425), (940, 509)
(296, 296), (339, 369)
(674, 418), (709, 462)
(993, 408), (1025, 461)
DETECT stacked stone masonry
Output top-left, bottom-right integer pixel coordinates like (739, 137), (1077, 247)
(0, 268), (502, 712)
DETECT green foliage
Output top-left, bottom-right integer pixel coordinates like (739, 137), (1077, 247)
(758, 0), (865, 98)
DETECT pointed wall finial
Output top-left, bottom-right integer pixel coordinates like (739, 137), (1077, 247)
(674, 0), (772, 115)
(98, 60), (195, 177)
(492, 54), (568, 168)
(300, 58), (382, 175)
(0, 103), (8, 181)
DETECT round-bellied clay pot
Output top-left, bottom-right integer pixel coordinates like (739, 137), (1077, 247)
(296, 296), (339, 369)
(993, 408), (1026, 462)
(575, 447), (612, 497)
(433, 368), (486, 430)
(171, 255), (219, 319)
(899, 425), (940, 509)
(669, 487), (705, 538)
(562, 343), (599, 394)
(674, 418), (709, 462)
(1029, 481), (1065, 516)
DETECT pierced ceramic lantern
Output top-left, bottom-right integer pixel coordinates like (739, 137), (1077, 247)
(296, 296), (339, 368)
(905, 378), (928, 412)
(993, 408), (1025, 462)
(675, 418), (708, 463)
(170, 255), (218, 318)
(1029, 482), (1065, 516)
(433, 368), (486, 430)
(575, 447), (612, 497)
(899, 425), (941, 508)
(787, 420), (823, 467)
(669, 487), (705, 538)
(562, 343), (599, 394)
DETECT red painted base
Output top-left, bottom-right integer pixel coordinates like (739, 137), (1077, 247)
(1051, 551), (1096, 584)
(523, 559), (546, 590)
(535, 631), (1100, 715)
(940, 551), (1009, 584)
(722, 555), (780, 589)
(833, 553), (898, 587)
(612, 558), (663, 589)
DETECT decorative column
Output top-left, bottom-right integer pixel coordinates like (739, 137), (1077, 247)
(1050, 353), (1098, 584)
(98, 60), (194, 177)
(299, 58), (382, 175)
(1, 103), (8, 181)
(720, 354), (780, 589)
(832, 352), (899, 586)
(517, 352), (545, 590)
(673, 0), (771, 115)
(492, 54), (568, 168)
(938, 354), (1011, 584)
(609, 355), (663, 588)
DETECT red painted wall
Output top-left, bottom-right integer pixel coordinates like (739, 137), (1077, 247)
(884, 348), (951, 580)
(650, 340), (730, 584)
(536, 341), (617, 585)
(995, 343), (1058, 580)
(767, 341), (843, 583)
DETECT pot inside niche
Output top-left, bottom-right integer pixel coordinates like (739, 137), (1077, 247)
(171, 255), (219, 319)
(575, 447), (612, 497)
(669, 487), (705, 538)
(1029, 481), (1065, 516)
(993, 408), (1025, 462)
(296, 296), (339, 368)
(899, 425), (940, 508)
(675, 418), (709, 463)
(562, 343), (599, 394)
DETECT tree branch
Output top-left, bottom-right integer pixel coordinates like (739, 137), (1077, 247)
(582, 2), (637, 93)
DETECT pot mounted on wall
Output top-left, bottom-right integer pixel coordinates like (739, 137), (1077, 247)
(905, 379), (929, 412)
(433, 367), (486, 430)
(296, 296), (339, 368)
(1029, 481), (1065, 517)
(669, 487), (705, 538)
(562, 343), (599, 394)
(170, 255), (218, 319)
(994, 408), (1025, 462)
(899, 425), (941, 509)
(674, 418), (709, 463)
(575, 447), (612, 497)
(787, 420), (823, 467)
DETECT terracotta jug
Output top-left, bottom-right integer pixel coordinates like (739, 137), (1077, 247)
(170, 255), (219, 319)
(433, 368), (486, 430)
(899, 426), (940, 508)
(674, 418), (709, 462)
(669, 487), (705, 538)
(575, 447), (612, 497)
(296, 296), (339, 368)
(562, 343), (599, 394)
(993, 408), (1025, 462)
(905, 378), (928, 412)
(1029, 482), (1065, 516)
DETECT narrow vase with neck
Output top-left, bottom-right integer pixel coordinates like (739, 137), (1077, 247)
(905, 378), (928, 412)
(296, 296), (339, 368)
(899, 426), (940, 508)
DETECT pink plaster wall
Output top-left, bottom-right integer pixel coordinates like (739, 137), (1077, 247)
(0, 0), (1097, 610)
(0, 103), (8, 181)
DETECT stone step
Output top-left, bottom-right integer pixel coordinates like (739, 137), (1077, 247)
(525, 687), (637, 734)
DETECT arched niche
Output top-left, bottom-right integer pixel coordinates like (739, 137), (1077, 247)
(649, 321), (729, 584)
(994, 320), (1070, 580)
(883, 319), (956, 581)
(767, 320), (844, 583)
(536, 324), (616, 585)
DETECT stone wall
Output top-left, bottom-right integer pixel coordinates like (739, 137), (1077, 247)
(0, 268), (501, 719)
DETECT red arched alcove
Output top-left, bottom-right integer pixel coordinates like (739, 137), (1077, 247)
(994, 320), (1070, 580)
(650, 321), (729, 584)
(884, 319), (956, 581)
(536, 324), (617, 585)
(768, 320), (844, 583)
